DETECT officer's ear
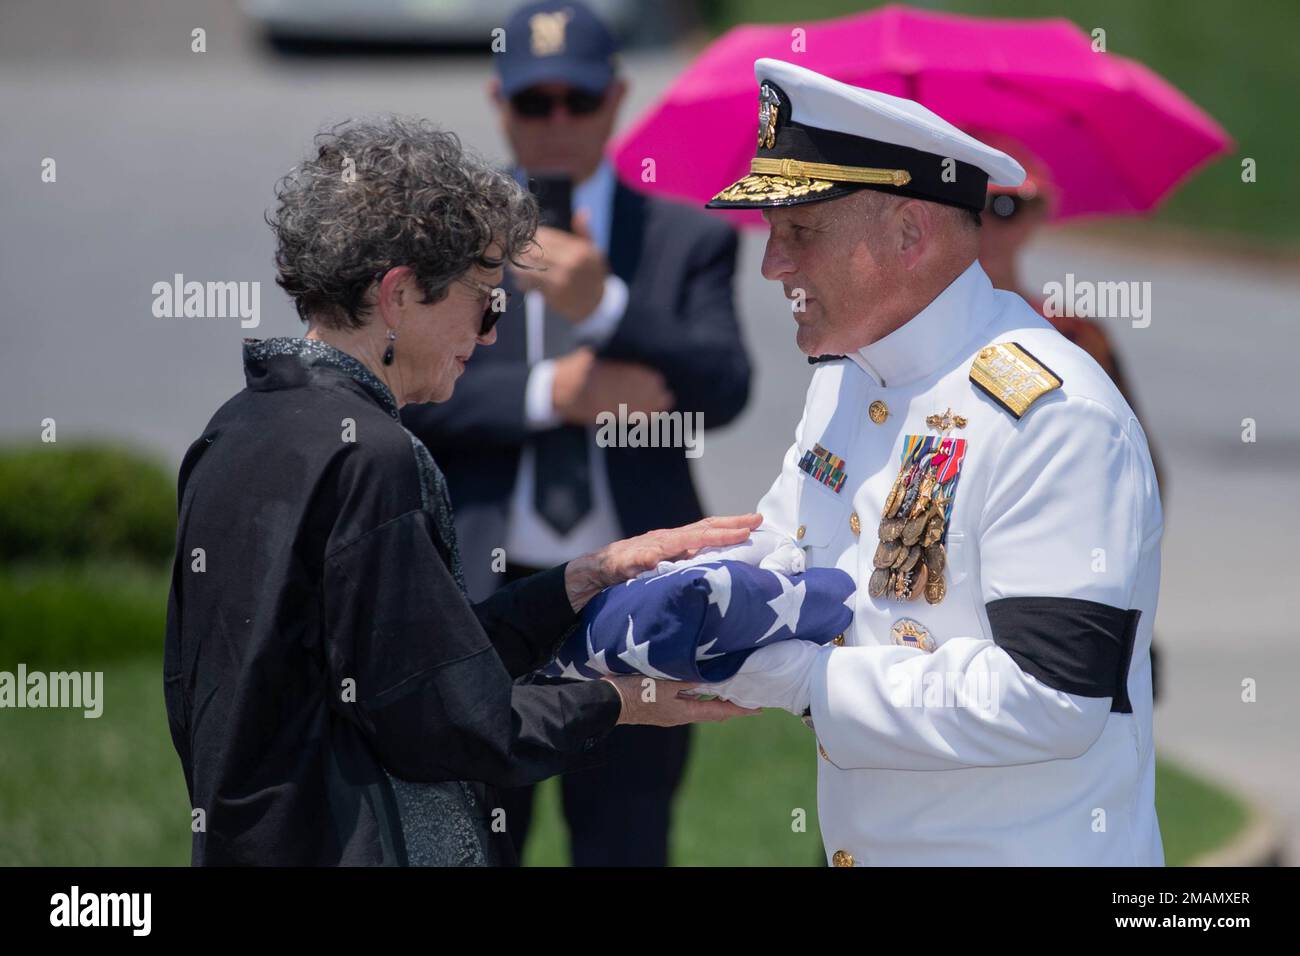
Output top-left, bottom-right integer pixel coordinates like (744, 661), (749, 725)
(895, 199), (930, 270)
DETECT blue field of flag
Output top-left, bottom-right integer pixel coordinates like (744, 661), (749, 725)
(541, 561), (856, 683)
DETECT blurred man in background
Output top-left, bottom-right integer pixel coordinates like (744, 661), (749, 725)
(401, 0), (751, 865)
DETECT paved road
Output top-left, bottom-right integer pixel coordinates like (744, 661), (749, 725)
(2, 0), (1296, 862)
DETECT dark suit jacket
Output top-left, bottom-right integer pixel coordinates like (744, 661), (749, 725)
(402, 182), (751, 600)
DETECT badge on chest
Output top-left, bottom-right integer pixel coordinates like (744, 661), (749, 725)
(868, 414), (968, 606)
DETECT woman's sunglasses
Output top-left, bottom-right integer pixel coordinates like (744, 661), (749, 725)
(460, 279), (512, 336)
(373, 270), (510, 336)
(509, 87), (606, 119)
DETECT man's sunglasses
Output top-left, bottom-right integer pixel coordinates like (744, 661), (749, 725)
(985, 193), (1044, 221)
(509, 87), (606, 119)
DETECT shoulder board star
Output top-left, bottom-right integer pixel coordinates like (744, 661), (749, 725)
(969, 341), (1063, 420)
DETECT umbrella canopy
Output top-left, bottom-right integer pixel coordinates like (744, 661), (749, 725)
(610, 3), (1232, 224)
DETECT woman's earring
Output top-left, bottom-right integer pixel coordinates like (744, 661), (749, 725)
(382, 329), (397, 366)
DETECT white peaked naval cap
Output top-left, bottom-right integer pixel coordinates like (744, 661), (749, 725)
(708, 58), (1026, 211)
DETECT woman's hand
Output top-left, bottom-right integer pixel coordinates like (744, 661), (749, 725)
(600, 676), (761, 726)
(563, 513), (763, 611)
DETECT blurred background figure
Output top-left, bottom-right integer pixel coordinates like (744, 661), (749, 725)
(973, 134), (1166, 701)
(975, 135), (1149, 434)
(401, 0), (751, 866)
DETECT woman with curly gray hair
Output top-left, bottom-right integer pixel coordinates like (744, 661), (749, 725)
(163, 116), (759, 866)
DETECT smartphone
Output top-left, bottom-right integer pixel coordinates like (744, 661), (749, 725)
(529, 175), (573, 233)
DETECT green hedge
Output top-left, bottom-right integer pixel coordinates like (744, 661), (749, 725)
(0, 444), (175, 565)
(0, 564), (169, 666)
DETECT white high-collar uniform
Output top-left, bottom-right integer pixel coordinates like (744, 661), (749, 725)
(707, 260), (1164, 866)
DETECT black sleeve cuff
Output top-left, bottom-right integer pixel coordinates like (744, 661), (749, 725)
(561, 677), (623, 750)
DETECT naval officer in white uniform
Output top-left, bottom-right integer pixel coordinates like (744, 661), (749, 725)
(696, 60), (1164, 866)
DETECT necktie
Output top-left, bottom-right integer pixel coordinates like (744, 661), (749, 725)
(533, 303), (592, 536)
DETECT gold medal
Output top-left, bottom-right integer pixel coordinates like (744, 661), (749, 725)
(867, 567), (891, 598)
(911, 470), (937, 517)
(923, 512), (945, 547)
(923, 542), (946, 576)
(900, 545), (921, 572)
(881, 475), (904, 518)
(924, 573), (946, 605)
(908, 564), (928, 601)
(902, 514), (926, 546)
(878, 517), (904, 542)
(891, 543), (910, 569)
(873, 541), (901, 569)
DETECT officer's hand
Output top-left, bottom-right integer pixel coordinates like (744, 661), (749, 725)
(601, 676), (760, 726)
(564, 513), (764, 610)
(511, 214), (607, 322)
(552, 350), (674, 426)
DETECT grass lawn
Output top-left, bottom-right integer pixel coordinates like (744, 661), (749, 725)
(525, 713), (1248, 867)
(0, 656), (189, 866)
(698, 0), (1297, 244)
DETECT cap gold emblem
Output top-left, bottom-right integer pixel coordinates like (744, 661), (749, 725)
(757, 83), (781, 149)
(529, 10), (572, 57)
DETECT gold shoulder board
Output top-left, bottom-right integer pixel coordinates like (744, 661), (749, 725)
(969, 342), (1063, 420)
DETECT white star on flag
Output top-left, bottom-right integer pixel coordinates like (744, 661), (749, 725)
(758, 571), (806, 642)
(555, 659), (589, 680)
(695, 637), (724, 661)
(616, 615), (676, 680)
(702, 564), (732, 618)
(583, 624), (612, 675)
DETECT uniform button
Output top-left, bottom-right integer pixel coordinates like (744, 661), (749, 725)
(832, 633), (845, 646)
(796, 524), (806, 540)
(849, 511), (861, 536)
(868, 400), (889, 424)
(832, 849), (854, 867)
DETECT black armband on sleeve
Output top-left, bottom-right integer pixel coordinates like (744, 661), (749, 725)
(985, 596), (1140, 713)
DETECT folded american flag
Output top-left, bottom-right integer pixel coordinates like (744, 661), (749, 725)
(540, 561), (855, 683)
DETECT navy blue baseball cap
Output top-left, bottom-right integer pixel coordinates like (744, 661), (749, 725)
(496, 1), (619, 97)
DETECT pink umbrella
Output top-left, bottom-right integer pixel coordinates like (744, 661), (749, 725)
(609, 3), (1232, 225)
